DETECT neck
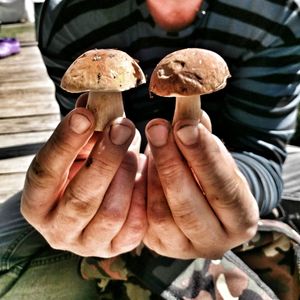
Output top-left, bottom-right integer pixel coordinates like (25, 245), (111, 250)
(146, 0), (204, 31)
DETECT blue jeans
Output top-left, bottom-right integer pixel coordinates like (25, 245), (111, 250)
(1, 146), (299, 299)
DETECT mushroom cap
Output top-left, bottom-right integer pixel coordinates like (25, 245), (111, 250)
(61, 49), (146, 93)
(149, 48), (231, 97)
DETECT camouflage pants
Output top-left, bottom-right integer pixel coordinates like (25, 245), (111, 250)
(80, 219), (300, 300)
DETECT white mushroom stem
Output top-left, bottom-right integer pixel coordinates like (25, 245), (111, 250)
(172, 95), (202, 125)
(87, 91), (125, 131)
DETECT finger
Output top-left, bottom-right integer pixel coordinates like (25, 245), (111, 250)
(69, 132), (101, 181)
(111, 154), (148, 255)
(77, 150), (138, 256)
(21, 108), (95, 221)
(147, 151), (173, 225)
(74, 93), (100, 159)
(76, 132), (101, 160)
(68, 160), (86, 181)
(75, 93), (88, 108)
(53, 118), (136, 237)
(201, 110), (212, 132)
(145, 119), (223, 238)
(128, 129), (142, 154)
(144, 152), (191, 258)
(80, 131), (145, 256)
(174, 121), (259, 237)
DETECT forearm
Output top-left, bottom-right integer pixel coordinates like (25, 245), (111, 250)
(232, 151), (283, 216)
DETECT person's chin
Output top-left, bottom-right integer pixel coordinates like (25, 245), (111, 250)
(155, 18), (193, 32)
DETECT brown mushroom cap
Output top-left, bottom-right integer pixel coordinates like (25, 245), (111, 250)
(149, 48), (231, 97)
(61, 49), (146, 93)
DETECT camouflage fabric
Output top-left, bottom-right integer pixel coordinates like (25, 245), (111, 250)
(81, 219), (300, 299)
(235, 219), (300, 300)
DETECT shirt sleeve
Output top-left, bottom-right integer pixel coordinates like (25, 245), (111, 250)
(221, 11), (300, 215)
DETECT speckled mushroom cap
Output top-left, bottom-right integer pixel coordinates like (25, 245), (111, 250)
(61, 49), (146, 93)
(149, 48), (231, 97)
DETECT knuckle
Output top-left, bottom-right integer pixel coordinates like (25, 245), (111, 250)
(243, 225), (258, 242)
(77, 238), (112, 257)
(99, 206), (127, 227)
(64, 186), (98, 216)
(45, 232), (68, 251)
(51, 130), (76, 157)
(239, 219), (258, 242)
(208, 178), (241, 209)
(119, 152), (138, 174)
(155, 157), (183, 181)
(86, 155), (116, 175)
(143, 235), (160, 252)
(71, 246), (94, 257)
(172, 207), (198, 229)
(20, 195), (46, 228)
(148, 202), (171, 226)
(226, 217), (258, 247)
(48, 239), (65, 251)
(126, 220), (146, 238)
(112, 238), (140, 255)
(20, 202), (35, 225)
(46, 227), (80, 253)
(26, 157), (58, 189)
(192, 138), (220, 164)
(79, 235), (102, 256)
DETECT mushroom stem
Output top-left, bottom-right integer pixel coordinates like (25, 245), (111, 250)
(173, 95), (202, 125)
(87, 91), (125, 131)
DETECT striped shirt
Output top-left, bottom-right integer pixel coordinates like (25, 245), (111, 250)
(38, 0), (300, 215)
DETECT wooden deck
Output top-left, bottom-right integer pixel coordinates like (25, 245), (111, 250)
(0, 24), (60, 203)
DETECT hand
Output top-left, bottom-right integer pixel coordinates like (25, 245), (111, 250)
(21, 96), (147, 258)
(144, 113), (259, 259)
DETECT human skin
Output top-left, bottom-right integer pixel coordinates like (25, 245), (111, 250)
(21, 94), (148, 257)
(21, 0), (259, 259)
(144, 119), (258, 259)
(146, 0), (204, 31)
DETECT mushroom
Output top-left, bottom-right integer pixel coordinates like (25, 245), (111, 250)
(61, 49), (146, 131)
(149, 48), (231, 124)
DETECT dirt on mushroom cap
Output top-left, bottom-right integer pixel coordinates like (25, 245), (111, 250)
(61, 49), (146, 93)
(149, 48), (231, 97)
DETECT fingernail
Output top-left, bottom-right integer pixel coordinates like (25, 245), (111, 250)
(176, 125), (199, 146)
(110, 124), (133, 145)
(147, 124), (169, 147)
(70, 113), (91, 134)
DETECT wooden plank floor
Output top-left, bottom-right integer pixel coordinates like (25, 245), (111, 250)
(0, 39), (60, 202)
